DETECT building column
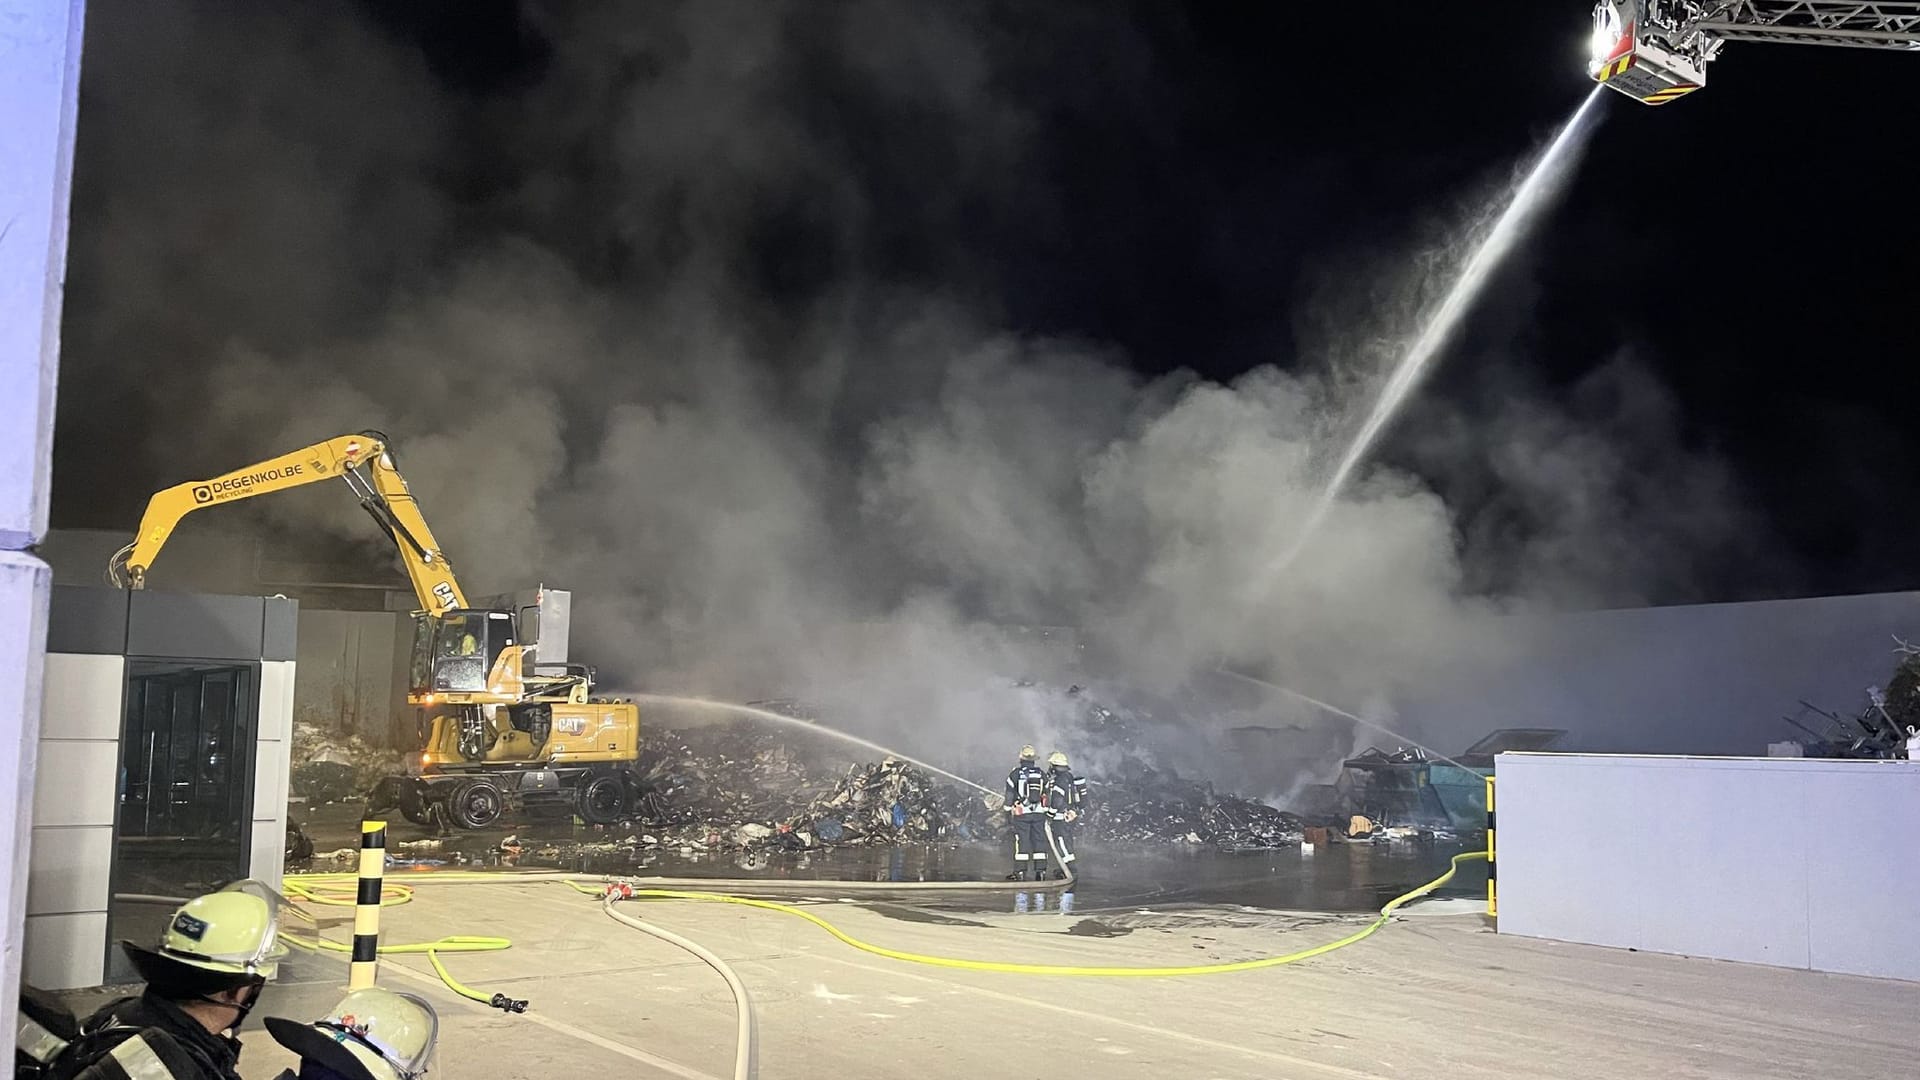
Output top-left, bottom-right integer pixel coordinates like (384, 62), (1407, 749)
(1, 0), (87, 1042)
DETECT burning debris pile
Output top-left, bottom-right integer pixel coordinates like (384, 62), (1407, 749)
(629, 704), (1306, 854)
(630, 725), (998, 852)
(1083, 763), (1304, 849)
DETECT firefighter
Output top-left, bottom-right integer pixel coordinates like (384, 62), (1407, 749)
(1004, 745), (1050, 881)
(264, 988), (439, 1080)
(1045, 750), (1089, 879)
(47, 881), (286, 1080)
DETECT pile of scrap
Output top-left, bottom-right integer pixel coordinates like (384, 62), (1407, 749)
(1081, 760), (1304, 849)
(627, 718), (1307, 853)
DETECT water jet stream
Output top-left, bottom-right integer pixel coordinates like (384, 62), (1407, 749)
(1264, 86), (1607, 584)
(1213, 667), (1473, 773)
(629, 692), (998, 797)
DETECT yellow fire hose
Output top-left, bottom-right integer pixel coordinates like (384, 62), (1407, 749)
(286, 847), (1482, 1080)
(278, 877), (525, 1011)
(592, 850), (1487, 977)
(283, 850), (1484, 984)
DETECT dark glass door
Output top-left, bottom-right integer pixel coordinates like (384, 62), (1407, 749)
(107, 661), (257, 982)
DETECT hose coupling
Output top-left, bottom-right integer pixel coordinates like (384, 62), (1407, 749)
(489, 994), (528, 1014)
(605, 882), (634, 901)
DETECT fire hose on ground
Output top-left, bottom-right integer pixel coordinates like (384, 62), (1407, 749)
(281, 815), (1483, 1080)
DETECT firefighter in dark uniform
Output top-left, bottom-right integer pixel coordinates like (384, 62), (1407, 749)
(1045, 750), (1089, 879)
(1004, 745), (1050, 881)
(27, 881), (286, 1080)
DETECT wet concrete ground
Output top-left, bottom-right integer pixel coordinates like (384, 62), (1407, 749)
(114, 875), (1917, 1080)
(292, 799), (1488, 913)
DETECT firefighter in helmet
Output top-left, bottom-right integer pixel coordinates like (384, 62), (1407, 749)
(1044, 750), (1089, 879)
(1004, 744), (1050, 880)
(54, 881), (287, 1080)
(264, 988), (440, 1080)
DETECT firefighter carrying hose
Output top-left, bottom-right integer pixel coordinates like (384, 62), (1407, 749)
(1045, 750), (1089, 879)
(264, 988), (439, 1080)
(1005, 745), (1050, 881)
(19, 881), (287, 1080)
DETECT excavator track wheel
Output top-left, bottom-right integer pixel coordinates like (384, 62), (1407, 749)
(448, 778), (505, 830)
(576, 772), (631, 826)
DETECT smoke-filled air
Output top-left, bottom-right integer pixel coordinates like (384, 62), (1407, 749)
(58, 2), (1771, 791)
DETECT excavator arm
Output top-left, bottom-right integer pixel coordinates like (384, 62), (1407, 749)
(109, 431), (468, 615)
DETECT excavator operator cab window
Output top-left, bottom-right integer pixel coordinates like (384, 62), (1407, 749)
(415, 609), (516, 693)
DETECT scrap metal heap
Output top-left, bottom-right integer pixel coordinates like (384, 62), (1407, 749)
(622, 707), (1308, 855)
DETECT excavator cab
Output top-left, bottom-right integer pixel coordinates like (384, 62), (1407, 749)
(409, 609), (520, 698)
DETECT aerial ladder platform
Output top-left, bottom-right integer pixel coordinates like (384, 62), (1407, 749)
(1589, 2), (1920, 103)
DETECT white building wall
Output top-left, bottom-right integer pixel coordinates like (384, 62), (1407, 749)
(24, 647), (294, 989)
(2, 0), (86, 1059)
(250, 660), (296, 889)
(23, 652), (121, 988)
(1494, 752), (1920, 981)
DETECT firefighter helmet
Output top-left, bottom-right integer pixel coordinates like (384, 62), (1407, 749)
(121, 879), (288, 982)
(1048, 751), (1069, 767)
(1019, 745), (1036, 760)
(266, 988), (440, 1080)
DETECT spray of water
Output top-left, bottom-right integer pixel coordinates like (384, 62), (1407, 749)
(1213, 668), (1473, 772)
(1265, 87), (1607, 583)
(630, 692), (999, 797)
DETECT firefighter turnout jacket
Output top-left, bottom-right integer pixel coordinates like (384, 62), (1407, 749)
(48, 994), (243, 1080)
(1005, 761), (1048, 814)
(1046, 764), (1088, 817)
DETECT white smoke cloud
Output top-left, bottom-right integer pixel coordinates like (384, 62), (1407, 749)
(57, 1), (1770, 788)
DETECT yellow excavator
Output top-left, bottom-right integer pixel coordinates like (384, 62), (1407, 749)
(109, 431), (642, 830)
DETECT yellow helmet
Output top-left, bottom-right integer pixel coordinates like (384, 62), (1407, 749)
(1047, 751), (1069, 768)
(1019, 745), (1036, 760)
(267, 988), (440, 1080)
(122, 879), (288, 981)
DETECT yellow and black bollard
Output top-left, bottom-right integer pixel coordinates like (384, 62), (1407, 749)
(1484, 776), (1496, 917)
(349, 820), (387, 989)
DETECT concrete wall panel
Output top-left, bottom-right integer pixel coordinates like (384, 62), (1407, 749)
(25, 824), (110, 916)
(293, 609), (401, 743)
(1495, 753), (1919, 980)
(1802, 766), (1920, 980)
(38, 651), (122, 741)
(23, 913), (105, 990)
(247, 829), (283, 892)
(29, 740), (116, 827)
(251, 659), (294, 894)
(258, 658), (294, 743)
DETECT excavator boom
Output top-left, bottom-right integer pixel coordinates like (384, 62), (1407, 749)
(110, 431), (467, 615)
(116, 429), (637, 831)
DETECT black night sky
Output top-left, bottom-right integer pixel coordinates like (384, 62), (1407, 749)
(53, 1), (1920, 606)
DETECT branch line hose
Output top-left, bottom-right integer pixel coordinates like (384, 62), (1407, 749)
(602, 894), (757, 1080)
